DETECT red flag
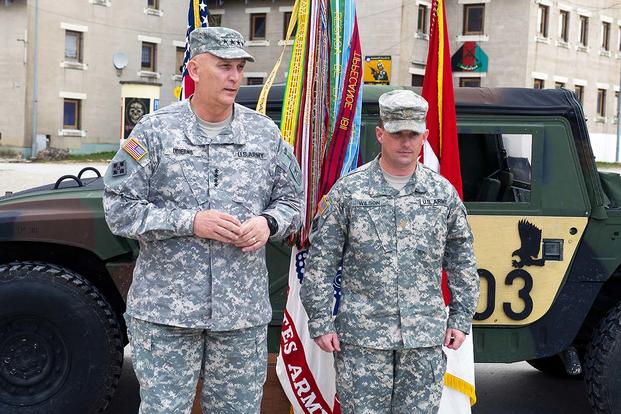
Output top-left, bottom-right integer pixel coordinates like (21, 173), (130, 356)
(421, 0), (462, 304)
(421, 3), (477, 410)
(422, 0), (462, 197)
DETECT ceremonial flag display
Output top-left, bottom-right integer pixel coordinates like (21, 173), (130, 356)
(421, 0), (477, 411)
(180, 0), (210, 100)
(258, 1), (363, 412)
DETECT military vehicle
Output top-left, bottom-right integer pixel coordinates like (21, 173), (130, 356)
(1, 85), (620, 414)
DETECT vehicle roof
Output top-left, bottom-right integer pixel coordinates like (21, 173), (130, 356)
(236, 84), (581, 117)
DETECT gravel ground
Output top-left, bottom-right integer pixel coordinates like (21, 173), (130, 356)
(0, 160), (110, 195)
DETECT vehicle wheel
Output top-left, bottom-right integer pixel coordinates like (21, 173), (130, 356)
(0, 262), (123, 413)
(585, 302), (621, 414)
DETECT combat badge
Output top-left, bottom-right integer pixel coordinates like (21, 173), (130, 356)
(122, 136), (148, 161)
(112, 160), (126, 177)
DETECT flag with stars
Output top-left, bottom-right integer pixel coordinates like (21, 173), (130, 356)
(181, 0), (209, 100)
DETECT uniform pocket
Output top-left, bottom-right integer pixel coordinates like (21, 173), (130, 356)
(181, 158), (210, 206)
(350, 203), (395, 253)
(428, 347), (447, 384)
(126, 317), (152, 352)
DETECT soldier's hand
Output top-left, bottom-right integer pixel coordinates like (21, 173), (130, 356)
(234, 216), (270, 252)
(444, 328), (466, 350)
(193, 210), (242, 243)
(314, 332), (341, 353)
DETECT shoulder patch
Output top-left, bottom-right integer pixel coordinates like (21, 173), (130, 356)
(122, 136), (148, 161)
(317, 195), (329, 217)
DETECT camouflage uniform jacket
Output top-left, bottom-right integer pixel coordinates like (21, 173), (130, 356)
(301, 157), (479, 349)
(103, 100), (302, 330)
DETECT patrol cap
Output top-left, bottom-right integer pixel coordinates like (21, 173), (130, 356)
(379, 89), (428, 134)
(189, 27), (255, 62)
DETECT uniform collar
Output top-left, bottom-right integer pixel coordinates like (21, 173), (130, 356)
(182, 98), (246, 146)
(367, 156), (429, 197)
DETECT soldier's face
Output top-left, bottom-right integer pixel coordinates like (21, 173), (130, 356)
(189, 53), (246, 108)
(376, 127), (428, 170)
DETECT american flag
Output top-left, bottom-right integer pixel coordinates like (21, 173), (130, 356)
(181, 0), (210, 100)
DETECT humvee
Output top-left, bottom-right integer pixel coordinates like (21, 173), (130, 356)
(1, 85), (620, 414)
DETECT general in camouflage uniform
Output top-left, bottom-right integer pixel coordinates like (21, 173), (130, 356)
(301, 90), (479, 413)
(103, 27), (302, 414)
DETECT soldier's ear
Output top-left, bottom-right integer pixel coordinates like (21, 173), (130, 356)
(187, 59), (200, 82)
(376, 126), (384, 145)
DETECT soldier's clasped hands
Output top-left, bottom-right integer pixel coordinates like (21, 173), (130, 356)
(193, 210), (270, 252)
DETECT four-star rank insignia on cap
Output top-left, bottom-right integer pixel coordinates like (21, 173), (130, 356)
(122, 136), (148, 161)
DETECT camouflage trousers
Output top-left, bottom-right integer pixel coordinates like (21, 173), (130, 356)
(126, 316), (267, 414)
(334, 343), (446, 414)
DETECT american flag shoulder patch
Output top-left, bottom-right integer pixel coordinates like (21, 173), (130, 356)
(122, 136), (148, 161)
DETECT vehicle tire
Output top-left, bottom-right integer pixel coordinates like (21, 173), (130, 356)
(0, 262), (123, 413)
(585, 302), (621, 414)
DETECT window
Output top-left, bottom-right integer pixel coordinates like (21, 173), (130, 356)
(283, 11), (296, 39)
(417, 4), (429, 34)
(65, 30), (82, 62)
(602, 21), (611, 51)
(411, 74), (424, 87)
(597, 89), (607, 117)
(458, 133), (532, 203)
(175, 47), (184, 75)
(63, 99), (81, 130)
(555, 82), (565, 89)
(537, 4), (549, 37)
(579, 15), (589, 46)
(463, 4), (484, 35)
(534, 78), (545, 89)
(460, 78), (481, 87)
(247, 77), (264, 85)
(208, 14), (222, 27)
(250, 13), (267, 40)
(574, 85), (584, 105)
(147, 0), (158, 9)
(141, 42), (156, 71)
(559, 10), (569, 42)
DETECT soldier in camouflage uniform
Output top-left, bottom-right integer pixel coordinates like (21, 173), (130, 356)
(103, 27), (302, 414)
(301, 90), (479, 413)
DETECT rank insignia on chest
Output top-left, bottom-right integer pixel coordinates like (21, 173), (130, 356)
(111, 160), (126, 177)
(122, 136), (148, 161)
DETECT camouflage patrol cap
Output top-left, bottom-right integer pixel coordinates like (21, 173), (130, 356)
(379, 89), (428, 134)
(189, 27), (255, 62)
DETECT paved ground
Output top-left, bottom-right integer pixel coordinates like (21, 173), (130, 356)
(0, 160), (599, 413)
(108, 352), (592, 414)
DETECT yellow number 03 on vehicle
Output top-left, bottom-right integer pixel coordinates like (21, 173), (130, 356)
(470, 215), (587, 326)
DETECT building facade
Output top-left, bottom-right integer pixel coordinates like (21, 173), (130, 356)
(1, 0), (620, 160)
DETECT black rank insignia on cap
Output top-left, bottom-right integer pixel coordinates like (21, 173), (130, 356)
(112, 160), (126, 177)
